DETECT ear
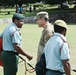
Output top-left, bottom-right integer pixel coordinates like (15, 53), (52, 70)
(14, 19), (17, 22)
(62, 29), (67, 36)
(62, 28), (66, 32)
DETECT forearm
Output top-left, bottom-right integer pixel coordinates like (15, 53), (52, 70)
(62, 60), (71, 75)
(13, 44), (33, 60)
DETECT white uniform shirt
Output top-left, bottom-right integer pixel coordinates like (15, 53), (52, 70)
(0, 23), (22, 52)
(44, 33), (70, 72)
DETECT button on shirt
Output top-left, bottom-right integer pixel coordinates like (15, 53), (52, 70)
(44, 33), (70, 72)
(0, 23), (22, 52)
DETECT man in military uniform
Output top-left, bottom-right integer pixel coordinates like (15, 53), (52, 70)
(0, 13), (33, 75)
(44, 20), (71, 75)
(35, 11), (54, 62)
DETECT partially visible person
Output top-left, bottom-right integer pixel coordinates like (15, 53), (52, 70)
(29, 6), (32, 13)
(0, 13), (33, 75)
(44, 20), (71, 75)
(33, 5), (36, 12)
(17, 7), (23, 13)
(35, 11), (54, 62)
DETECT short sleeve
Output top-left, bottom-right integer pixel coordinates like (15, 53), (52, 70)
(60, 43), (70, 60)
(11, 31), (22, 44)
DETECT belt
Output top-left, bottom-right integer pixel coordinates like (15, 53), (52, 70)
(4, 51), (19, 55)
(48, 69), (65, 74)
(49, 69), (60, 72)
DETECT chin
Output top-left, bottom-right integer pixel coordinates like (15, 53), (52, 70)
(64, 34), (66, 36)
(20, 25), (23, 28)
(20, 26), (22, 28)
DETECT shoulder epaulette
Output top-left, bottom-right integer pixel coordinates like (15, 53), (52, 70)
(11, 27), (18, 36)
(60, 36), (67, 42)
(59, 36), (69, 54)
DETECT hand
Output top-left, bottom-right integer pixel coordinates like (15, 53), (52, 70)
(27, 55), (33, 60)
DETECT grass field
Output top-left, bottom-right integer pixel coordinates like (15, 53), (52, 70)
(0, 24), (76, 75)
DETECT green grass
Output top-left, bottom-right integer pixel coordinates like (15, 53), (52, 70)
(0, 5), (76, 18)
(0, 24), (76, 75)
(0, 8), (16, 18)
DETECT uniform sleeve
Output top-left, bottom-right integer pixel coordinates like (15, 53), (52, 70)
(9, 26), (22, 44)
(60, 43), (70, 60)
(11, 31), (21, 44)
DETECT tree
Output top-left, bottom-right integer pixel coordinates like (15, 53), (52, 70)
(0, 0), (37, 13)
(43, 0), (69, 4)
(0, 0), (71, 11)
(42, 0), (70, 9)
(0, 0), (70, 7)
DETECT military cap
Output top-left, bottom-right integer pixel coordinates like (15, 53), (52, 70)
(54, 20), (67, 29)
(35, 11), (49, 20)
(12, 13), (25, 20)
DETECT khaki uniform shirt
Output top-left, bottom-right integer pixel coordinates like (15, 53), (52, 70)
(37, 22), (54, 62)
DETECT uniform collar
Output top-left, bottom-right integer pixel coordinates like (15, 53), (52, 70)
(11, 22), (20, 31)
(44, 22), (50, 29)
(54, 33), (67, 41)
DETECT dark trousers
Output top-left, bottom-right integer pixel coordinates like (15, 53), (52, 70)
(46, 69), (65, 75)
(1, 50), (19, 75)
